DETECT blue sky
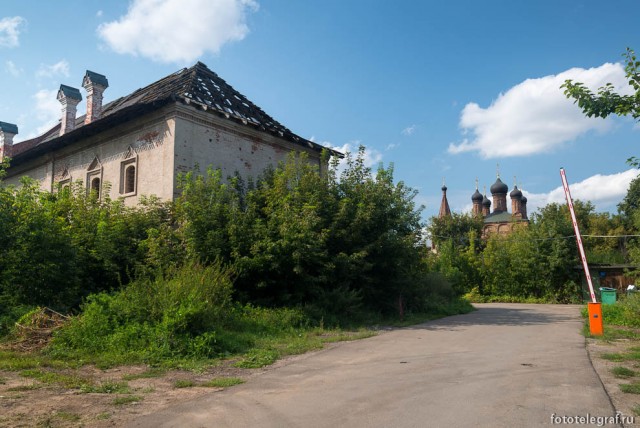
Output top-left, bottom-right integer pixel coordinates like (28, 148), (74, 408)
(1, 0), (639, 220)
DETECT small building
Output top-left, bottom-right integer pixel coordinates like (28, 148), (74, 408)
(1, 63), (339, 204)
(577, 264), (638, 299)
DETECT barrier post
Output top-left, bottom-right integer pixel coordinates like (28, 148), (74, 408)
(560, 168), (602, 336)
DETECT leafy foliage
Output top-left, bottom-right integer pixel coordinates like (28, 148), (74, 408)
(425, 200), (631, 303)
(175, 148), (429, 320)
(2, 146), (471, 365)
(561, 48), (640, 122)
(50, 262), (236, 362)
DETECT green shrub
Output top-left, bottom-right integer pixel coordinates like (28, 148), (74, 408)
(597, 294), (640, 328)
(50, 262), (235, 362)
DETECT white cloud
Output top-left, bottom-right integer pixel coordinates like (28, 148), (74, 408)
(449, 63), (632, 159)
(524, 169), (639, 215)
(4, 60), (21, 77)
(0, 16), (25, 48)
(31, 89), (61, 136)
(402, 124), (417, 136)
(97, 0), (259, 63)
(36, 60), (70, 79)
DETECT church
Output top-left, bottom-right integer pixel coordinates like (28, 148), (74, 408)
(0, 63), (339, 204)
(439, 174), (529, 237)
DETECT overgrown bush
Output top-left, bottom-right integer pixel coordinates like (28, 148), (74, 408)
(176, 148), (429, 320)
(599, 293), (640, 328)
(50, 262), (235, 362)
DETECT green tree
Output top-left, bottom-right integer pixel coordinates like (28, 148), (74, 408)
(426, 214), (484, 295)
(561, 48), (639, 121)
(618, 174), (640, 227)
(427, 212), (483, 251)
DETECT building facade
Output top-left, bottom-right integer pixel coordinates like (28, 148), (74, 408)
(437, 175), (529, 237)
(0, 63), (338, 204)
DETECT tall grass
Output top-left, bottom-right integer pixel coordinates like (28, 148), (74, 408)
(49, 262), (237, 363)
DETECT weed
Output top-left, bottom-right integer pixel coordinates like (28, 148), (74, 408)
(96, 412), (111, 420)
(112, 395), (142, 405)
(611, 366), (636, 379)
(0, 377), (5, 385)
(174, 379), (196, 388)
(7, 383), (43, 391)
(0, 350), (79, 371)
(202, 377), (244, 388)
(602, 353), (627, 362)
(234, 349), (279, 368)
(140, 386), (155, 393)
(122, 367), (166, 380)
(54, 411), (81, 422)
(634, 404), (640, 416)
(620, 382), (640, 394)
(276, 336), (323, 356)
(0, 351), (42, 371)
(82, 381), (130, 394)
(320, 330), (376, 343)
(19, 369), (93, 390)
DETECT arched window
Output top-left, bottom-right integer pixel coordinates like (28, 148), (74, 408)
(91, 177), (100, 193)
(125, 165), (136, 193)
(86, 156), (102, 198)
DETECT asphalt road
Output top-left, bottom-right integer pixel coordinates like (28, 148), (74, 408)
(129, 304), (617, 428)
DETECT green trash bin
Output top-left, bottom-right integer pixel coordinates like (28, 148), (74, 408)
(599, 287), (617, 305)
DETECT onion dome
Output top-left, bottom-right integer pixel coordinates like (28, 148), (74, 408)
(441, 185), (447, 192)
(471, 188), (483, 202)
(510, 185), (522, 199)
(521, 194), (527, 204)
(482, 194), (491, 207)
(490, 177), (508, 194)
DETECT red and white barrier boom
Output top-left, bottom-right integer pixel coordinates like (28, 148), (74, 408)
(560, 168), (596, 303)
(561, 168), (603, 335)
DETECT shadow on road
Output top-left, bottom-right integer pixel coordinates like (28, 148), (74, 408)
(407, 304), (580, 331)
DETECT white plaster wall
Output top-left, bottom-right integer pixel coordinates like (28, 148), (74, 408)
(4, 108), (176, 206)
(3, 160), (50, 189)
(173, 105), (322, 188)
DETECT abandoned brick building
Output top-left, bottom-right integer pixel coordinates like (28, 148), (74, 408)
(438, 175), (529, 236)
(0, 63), (338, 203)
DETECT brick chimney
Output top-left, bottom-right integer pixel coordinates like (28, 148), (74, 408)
(0, 121), (18, 161)
(82, 70), (109, 125)
(57, 85), (82, 136)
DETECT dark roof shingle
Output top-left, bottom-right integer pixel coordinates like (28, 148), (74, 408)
(11, 62), (338, 162)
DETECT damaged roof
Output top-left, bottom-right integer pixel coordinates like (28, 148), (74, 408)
(11, 62), (339, 162)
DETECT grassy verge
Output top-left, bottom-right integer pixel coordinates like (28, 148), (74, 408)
(583, 293), (640, 403)
(0, 303), (473, 390)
